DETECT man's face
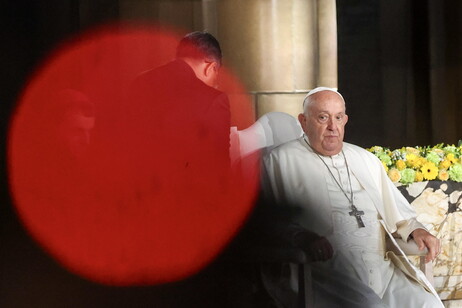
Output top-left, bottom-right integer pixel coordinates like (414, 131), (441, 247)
(58, 113), (95, 159)
(298, 91), (348, 156)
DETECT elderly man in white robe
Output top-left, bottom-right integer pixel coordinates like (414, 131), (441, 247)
(262, 87), (443, 307)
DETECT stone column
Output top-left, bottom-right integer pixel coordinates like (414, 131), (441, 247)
(317, 0), (338, 88)
(204, 0), (338, 118)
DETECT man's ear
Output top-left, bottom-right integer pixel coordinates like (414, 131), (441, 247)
(204, 61), (217, 77)
(343, 114), (348, 125)
(298, 113), (307, 132)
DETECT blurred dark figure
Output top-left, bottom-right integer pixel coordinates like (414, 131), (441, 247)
(126, 31), (232, 223)
(122, 31), (234, 306)
(53, 89), (96, 161)
(129, 31), (230, 177)
(12, 88), (96, 198)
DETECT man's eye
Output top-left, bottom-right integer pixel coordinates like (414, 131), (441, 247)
(336, 115), (343, 121)
(319, 115), (328, 122)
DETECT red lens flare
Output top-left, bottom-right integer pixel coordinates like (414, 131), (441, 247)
(8, 24), (258, 285)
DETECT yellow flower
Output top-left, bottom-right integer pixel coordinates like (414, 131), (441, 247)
(388, 168), (401, 183)
(382, 161), (389, 172)
(406, 154), (426, 169)
(421, 162), (438, 180)
(440, 159), (451, 169)
(438, 169), (449, 181)
(406, 154), (418, 167)
(415, 171), (424, 182)
(396, 160), (406, 171)
(416, 157), (427, 168)
(447, 153), (458, 164)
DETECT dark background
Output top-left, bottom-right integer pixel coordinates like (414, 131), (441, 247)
(338, 0), (462, 148)
(1, 0), (461, 306)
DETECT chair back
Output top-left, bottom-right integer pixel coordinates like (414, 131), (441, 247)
(230, 112), (303, 164)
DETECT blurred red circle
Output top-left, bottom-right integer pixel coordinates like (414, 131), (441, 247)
(8, 24), (258, 285)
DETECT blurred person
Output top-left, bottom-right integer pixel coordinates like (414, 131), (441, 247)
(123, 31), (234, 306)
(54, 89), (96, 160)
(130, 30), (230, 171)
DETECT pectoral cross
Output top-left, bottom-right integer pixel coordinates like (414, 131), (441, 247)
(349, 205), (365, 228)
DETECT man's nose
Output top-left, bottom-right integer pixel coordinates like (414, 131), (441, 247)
(327, 118), (335, 130)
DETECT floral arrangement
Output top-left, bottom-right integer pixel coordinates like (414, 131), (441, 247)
(367, 144), (462, 185)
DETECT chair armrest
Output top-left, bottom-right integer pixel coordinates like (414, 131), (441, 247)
(386, 237), (428, 256)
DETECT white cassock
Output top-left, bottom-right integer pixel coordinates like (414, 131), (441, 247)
(262, 136), (443, 307)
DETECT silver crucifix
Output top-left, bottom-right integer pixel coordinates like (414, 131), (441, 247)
(349, 205), (365, 228)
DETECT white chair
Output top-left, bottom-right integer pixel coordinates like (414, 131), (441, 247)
(229, 111), (303, 165)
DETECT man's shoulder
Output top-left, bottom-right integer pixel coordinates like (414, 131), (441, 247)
(344, 142), (373, 155)
(343, 142), (380, 163)
(135, 60), (189, 82)
(268, 138), (305, 157)
(134, 60), (225, 98)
